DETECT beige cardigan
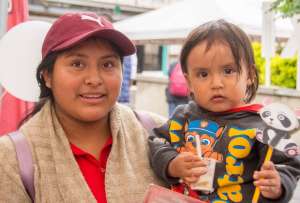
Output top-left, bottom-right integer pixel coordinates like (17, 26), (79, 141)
(0, 102), (166, 203)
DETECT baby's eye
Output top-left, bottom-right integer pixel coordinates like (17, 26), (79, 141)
(197, 71), (208, 78)
(201, 138), (211, 146)
(224, 67), (236, 75)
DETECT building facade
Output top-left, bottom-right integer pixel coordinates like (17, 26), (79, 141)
(28, 0), (180, 22)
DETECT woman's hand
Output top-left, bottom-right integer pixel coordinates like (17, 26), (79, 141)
(253, 161), (283, 199)
(167, 152), (208, 184)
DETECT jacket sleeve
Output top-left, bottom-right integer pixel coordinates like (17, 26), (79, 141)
(148, 105), (187, 185)
(258, 143), (300, 203)
(0, 136), (32, 203)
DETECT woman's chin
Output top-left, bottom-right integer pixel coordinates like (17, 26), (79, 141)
(76, 109), (110, 123)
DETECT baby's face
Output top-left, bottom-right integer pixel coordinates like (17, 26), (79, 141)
(184, 41), (251, 112)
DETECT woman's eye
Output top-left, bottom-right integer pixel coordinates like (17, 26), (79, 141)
(71, 60), (84, 69)
(102, 61), (118, 71)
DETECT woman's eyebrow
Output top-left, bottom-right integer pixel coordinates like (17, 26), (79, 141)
(101, 54), (119, 60)
(64, 52), (87, 58)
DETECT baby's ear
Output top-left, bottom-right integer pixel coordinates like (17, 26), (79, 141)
(184, 73), (192, 92)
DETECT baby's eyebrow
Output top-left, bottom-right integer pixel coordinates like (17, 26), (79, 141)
(221, 62), (236, 67)
(192, 67), (208, 71)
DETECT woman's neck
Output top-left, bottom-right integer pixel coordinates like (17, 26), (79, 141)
(55, 109), (111, 160)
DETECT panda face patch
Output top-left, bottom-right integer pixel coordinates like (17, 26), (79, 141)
(261, 111), (291, 128)
(259, 103), (299, 132)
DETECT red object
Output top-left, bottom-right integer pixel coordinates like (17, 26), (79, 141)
(225, 104), (263, 113)
(143, 184), (206, 203)
(171, 184), (200, 199)
(70, 136), (112, 203)
(0, 0), (34, 135)
(42, 12), (135, 59)
(7, 0), (29, 30)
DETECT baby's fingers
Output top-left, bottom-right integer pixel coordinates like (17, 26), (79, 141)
(254, 177), (277, 187)
(182, 167), (208, 185)
(258, 185), (280, 194)
(253, 171), (276, 180)
(183, 176), (199, 184)
(185, 159), (208, 169)
(192, 167), (208, 177)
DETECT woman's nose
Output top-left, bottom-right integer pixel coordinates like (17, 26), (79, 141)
(84, 67), (103, 86)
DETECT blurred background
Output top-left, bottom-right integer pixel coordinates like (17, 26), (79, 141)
(0, 0), (300, 129)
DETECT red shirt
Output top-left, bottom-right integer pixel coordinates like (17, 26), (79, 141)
(70, 137), (112, 203)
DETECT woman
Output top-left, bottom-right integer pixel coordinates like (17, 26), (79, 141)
(0, 12), (165, 203)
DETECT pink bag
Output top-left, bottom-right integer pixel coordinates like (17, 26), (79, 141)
(169, 63), (189, 97)
(144, 184), (205, 203)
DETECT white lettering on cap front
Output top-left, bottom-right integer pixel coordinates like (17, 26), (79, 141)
(80, 14), (104, 26)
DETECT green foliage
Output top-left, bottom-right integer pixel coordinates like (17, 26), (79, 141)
(271, 0), (300, 18)
(252, 42), (297, 89)
(252, 42), (266, 84)
(271, 55), (297, 88)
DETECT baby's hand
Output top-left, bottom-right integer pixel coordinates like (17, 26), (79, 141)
(168, 152), (208, 184)
(253, 161), (282, 199)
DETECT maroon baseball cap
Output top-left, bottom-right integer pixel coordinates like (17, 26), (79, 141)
(42, 12), (136, 59)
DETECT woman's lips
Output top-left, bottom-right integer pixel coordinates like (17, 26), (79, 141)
(79, 93), (106, 104)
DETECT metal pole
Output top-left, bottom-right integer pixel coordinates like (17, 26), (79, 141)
(265, 56), (271, 87)
(0, 0), (8, 102)
(261, 1), (275, 87)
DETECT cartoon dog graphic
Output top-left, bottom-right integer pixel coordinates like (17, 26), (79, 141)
(178, 119), (224, 161)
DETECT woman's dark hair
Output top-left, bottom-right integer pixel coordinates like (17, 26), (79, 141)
(20, 38), (124, 126)
(180, 19), (259, 103)
(19, 51), (60, 126)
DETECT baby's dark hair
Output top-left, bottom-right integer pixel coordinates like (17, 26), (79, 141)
(180, 19), (259, 103)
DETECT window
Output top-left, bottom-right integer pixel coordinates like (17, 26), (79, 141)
(136, 44), (162, 72)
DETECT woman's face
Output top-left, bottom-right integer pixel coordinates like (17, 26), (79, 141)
(43, 39), (122, 123)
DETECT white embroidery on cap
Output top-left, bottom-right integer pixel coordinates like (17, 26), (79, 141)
(80, 14), (104, 26)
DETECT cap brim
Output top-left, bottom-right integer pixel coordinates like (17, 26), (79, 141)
(52, 28), (136, 57)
